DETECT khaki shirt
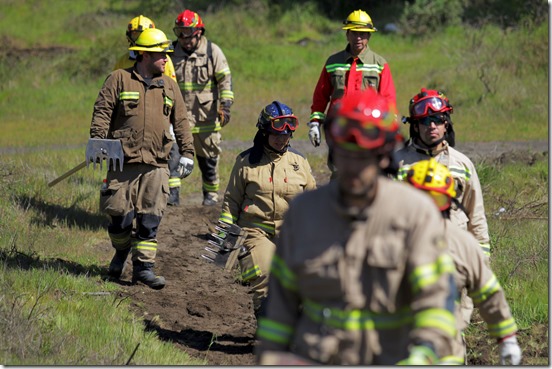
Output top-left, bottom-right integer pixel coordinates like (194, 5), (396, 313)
(394, 140), (491, 256)
(256, 178), (457, 365)
(171, 37), (233, 133)
(220, 145), (316, 237)
(90, 67), (194, 167)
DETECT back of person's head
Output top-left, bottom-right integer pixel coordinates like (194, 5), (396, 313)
(403, 158), (456, 213)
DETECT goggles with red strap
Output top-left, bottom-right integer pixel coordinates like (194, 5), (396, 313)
(330, 116), (390, 150)
(269, 115), (298, 132)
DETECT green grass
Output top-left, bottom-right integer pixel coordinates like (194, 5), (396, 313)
(0, 0), (548, 365)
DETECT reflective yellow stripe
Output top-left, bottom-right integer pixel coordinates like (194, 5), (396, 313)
(410, 253), (455, 294)
(439, 355), (464, 365)
(191, 123), (221, 133)
(133, 240), (157, 252)
(488, 317), (517, 338)
(480, 242), (491, 256)
(220, 90), (234, 99)
(303, 299), (413, 331)
(120, 91), (139, 100)
(469, 274), (500, 304)
(178, 81), (214, 91)
(168, 177), (181, 188)
(218, 212), (235, 224)
(163, 96), (173, 107)
(242, 265), (261, 282)
(257, 317), (294, 345)
(271, 254), (298, 292)
(415, 308), (456, 337)
(202, 182), (219, 192)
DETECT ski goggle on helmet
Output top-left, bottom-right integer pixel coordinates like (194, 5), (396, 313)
(328, 89), (402, 151)
(257, 101), (298, 135)
(404, 158), (456, 211)
(174, 9), (204, 38)
(408, 88), (453, 120)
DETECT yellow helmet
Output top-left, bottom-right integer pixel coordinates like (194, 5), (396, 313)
(129, 28), (173, 53)
(126, 15), (155, 44)
(342, 10), (377, 32)
(404, 158), (456, 211)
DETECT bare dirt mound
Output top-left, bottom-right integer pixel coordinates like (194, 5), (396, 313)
(115, 201), (257, 365)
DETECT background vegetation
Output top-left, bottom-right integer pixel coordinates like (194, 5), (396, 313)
(0, 0), (548, 365)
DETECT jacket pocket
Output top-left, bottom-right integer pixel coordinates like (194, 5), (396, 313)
(194, 56), (210, 84)
(157, 130), (175, 161)
(365, 233), (406, 312)
(119, 91), (140, 117)
(100, 180), (127, 216)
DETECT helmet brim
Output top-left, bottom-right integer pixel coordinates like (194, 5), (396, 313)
(342, 25), (377, 32)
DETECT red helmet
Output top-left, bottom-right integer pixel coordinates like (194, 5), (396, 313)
(328, 89), (403, 152)
(175, 9), (205, 29)
(408, 88), (453, 120)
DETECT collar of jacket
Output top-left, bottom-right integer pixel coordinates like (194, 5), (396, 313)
(410, 138), (449, 157)
(344, 44), (372, 64)
(131, 67), (164, 86)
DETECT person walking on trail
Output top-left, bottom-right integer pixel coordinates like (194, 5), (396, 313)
(112, 15), (187, 207)
(394, 88), (490, 256)
(256, 89), (457, 365)
(402, 158), (521, 365)
(307, 9), (396, 179)
(90, 28), (195, 290)
(171, 9), (234, 206)
(218, 101), (316, 319)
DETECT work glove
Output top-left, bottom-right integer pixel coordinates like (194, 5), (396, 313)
(397, 345), (437, 365)
(307, 121), (321, 147)
(218, 105), (231, 127)
(177, 156), (194, 179)
(499, 335), (522, 365)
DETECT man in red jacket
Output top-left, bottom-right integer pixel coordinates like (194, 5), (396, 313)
(308, 9), (396, 179)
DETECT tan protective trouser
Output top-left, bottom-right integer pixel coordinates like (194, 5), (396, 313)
(100, 164), (169, 263)
(194, 131), (222, 197)
(238, 228), (276, 311)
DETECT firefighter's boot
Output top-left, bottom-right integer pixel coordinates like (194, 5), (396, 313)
(167, 187), (180, 206)
(108, 248), (130, 279)
(132, 261), (166, 290)
(202, 191), (218, 206)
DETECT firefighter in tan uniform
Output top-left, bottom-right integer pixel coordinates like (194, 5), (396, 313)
(90, 28), (194, 290)
(403, 159), (521, 365)
(219, 101), (316, 318)
(171, 9), (234, 206)
(394, 88), (490, 330)
(112, 15), (186, 207)
(256, 89), (457, 365)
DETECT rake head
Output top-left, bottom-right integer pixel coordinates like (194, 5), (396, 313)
(85, 138), (124, 171)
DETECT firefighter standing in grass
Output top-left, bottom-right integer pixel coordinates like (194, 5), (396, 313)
(219, 101), (316, 318)
(394, 88), (491, 330)
(256, 89), (457, 365)
(403, 159), (521, 365)
(91, 28), (194, 290)
(171, 9), (234, 206)
(112, 15), (186, 207)
(307, 9), (396, 179)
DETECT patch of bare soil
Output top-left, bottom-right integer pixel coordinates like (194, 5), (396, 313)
(108, 140), (548, 365)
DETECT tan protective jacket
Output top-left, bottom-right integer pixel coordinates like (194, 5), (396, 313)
(394, 140), (490, 256)
(171, 36), (234, 134)
(219, 145), (316, 237)
(90, 67), (194, 167)
(256, 178), (457, 365)
(441, 219), (517, 364)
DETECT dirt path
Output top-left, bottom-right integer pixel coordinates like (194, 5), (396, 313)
(110, 139), (548, 365)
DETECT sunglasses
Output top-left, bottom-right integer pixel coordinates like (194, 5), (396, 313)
(270, 115), (298, 132)
(411, 97), (448, 118)
(173, 27), (200, 38)
(418, 115), (446, 126)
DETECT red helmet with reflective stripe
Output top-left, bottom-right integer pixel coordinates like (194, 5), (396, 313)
(408, 88), (453, 119)
(175, 9), (205, 29)
(328, 89), (403, 152)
